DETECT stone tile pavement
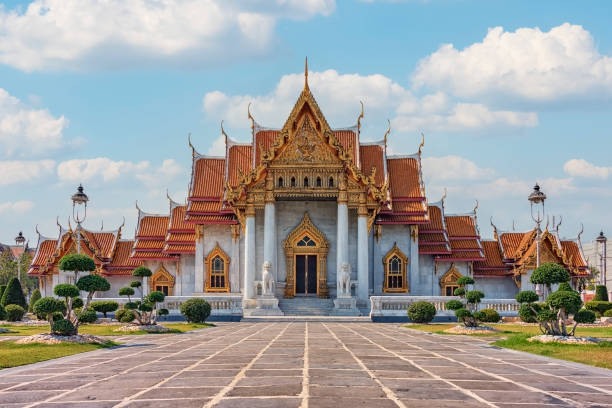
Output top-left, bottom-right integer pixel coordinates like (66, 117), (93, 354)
(0, 322), (611, 407)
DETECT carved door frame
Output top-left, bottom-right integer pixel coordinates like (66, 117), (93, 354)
(283, 212), (329, 298)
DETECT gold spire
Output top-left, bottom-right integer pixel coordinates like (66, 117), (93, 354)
(418, 132), (425, 155)
(304, 57), (309, 90)
(383, 119), (390, 146)
(357, 101), (364, 132)
(247, 102), (255, 132)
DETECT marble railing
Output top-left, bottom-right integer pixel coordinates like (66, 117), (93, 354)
(93, 295), (243, 316)
(369, 296), (519, 318)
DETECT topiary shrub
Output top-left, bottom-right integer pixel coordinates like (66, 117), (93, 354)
(0, 285), (6, 299)
(445, 299), (463, 311)
(118, 285), (166, 325)
(180, 298), (211, 323)
(453, 287), (465, 297)
(479, 308), (500, 323)
(557, 282), (573, 292)
(530, 263), (570, 299)
(595, 285), (609, 301)
(584, 301), (612, 316)
(90, 301), (119, 318)
(33, 297), (67, 331)
(518, 303), (540, 323)
(115, 308), (136, 323)
(0, 305), (6, 320)
(574, 309), (596, 324)
(77, 309), (98, 324)
(28, 289), (41, 313)
(530, 290), (585, 336)
(0, 278), (27, 309)
(456, 276), (475, 286)
(604, 309), (612, 317)
(58, 253), (96, 283)
(71, 297), (84, 309)
(132, 266), (153, 278)
(52, 319), (76, 336)
(407, 301), (436, 323)
(5, 304), (25, 321)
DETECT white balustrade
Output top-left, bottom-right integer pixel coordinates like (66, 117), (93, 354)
(369, 296), (519, 318)
(93, 295), (243, 317)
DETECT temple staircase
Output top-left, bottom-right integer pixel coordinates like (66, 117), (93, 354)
(278, 297), (334, 316)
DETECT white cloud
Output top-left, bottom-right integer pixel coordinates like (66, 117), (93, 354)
(0, 160), (55, 186)
(0, 0), (335, 71)
(202, 69), (537, 134)
(421, 155), (495, 182)
(57, 157), (183, 187)
(0, 88), (68, 156)
(563, 159), (611, 180)
(0, 200), (34, 214)
(413, 23), (612, 102)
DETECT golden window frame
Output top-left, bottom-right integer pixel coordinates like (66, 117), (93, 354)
(382, 243), (409, 293)
(149, 265), (175, 296)
(205, 243), (230, 293)
(439, 263), (463, 296)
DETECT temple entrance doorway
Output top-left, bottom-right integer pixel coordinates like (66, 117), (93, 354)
(283, 212), (329, 298)
(295, 254), (318, 295)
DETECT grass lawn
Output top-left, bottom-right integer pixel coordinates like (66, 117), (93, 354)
(1, 322), (213, 337)
(0, 341), (116, 369)
(405, 323), (612, 368)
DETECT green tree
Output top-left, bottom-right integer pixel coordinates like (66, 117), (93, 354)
(1, 278), (27, 309)
(28, 289), (41, 313)
(530, 262), (570, 299)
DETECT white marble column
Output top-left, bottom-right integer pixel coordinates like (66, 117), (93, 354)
(357, 202), (369, 301)
(194, 225), (204, 293)
(230, 225), (240, 293)
(243, 205), (256, 300)
(410, 225), (419, 291)
(263, 200), (276, 280)
(336, 200), (349, 274)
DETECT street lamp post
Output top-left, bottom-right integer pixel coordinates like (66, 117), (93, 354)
(528, 183), (546, 297)
(71, 184), (89, 256)
(14, 231), (26, 284)
(596, 231), (607, 286)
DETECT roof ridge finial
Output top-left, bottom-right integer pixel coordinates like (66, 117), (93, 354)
(383, 119), (390, 146)
(100, 220), (104, 231)
(418, 132), (425, 155)
(304, 57), (309, 90)
(247, 102), (255, 132)
(357, 101), (364, 132)
(473, 199), (479, 214)
(577, 223), (584, 241)
(188, 132), (196, 157)
(441, 187), (447, 206)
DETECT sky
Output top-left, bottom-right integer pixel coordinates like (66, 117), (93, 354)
(0, 0), (611, 254)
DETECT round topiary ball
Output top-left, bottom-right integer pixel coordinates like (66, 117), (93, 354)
(530, 263), (570, 285)
(78, 309), (98, 324)
(119, 287), (135, 297)
(516, 291), (539, 304)
(518, 303), (540, 323)
(77, 274), (110, 293)
(33, 297), (66, 321)
(557, 282), (573, 292)
(180, 298), (211, 323)
(445, 299), (464, 311)
(147, 291), (165, 303)
(58, 253), (95, 273)
(465, 290), (485, 304)
(455, 308), (472, 320)
(71, 297), (84, 309)
(407, 301), (437, 324)
(5, 304), (25, 322)
(453, 287), (465, 297)
(456, 276), (475, 286)
(574, 309), (596, 324)
(54, 284), (80, 299)
(479, 308), (501, 323)
(132, 266), (152, 278)
(546, 290), (582, 315)
(52, 319), (76, 336)
(115, 309), (136, 323)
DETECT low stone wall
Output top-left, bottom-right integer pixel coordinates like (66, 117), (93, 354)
(370, 295), (519, 322)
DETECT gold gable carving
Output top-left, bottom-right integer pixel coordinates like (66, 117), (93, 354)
(273, 116), (338, 165)
(150, 265), (175, 295)
(440, 263), (463, 287)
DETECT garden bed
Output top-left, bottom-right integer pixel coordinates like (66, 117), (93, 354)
(527, 335), (602, 345)
(444, 325), (500, 335)
(113, 324), (170, 333)
(15, 333), (109, 345)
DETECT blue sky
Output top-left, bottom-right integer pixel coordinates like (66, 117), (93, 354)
(1, 0), (611, 253)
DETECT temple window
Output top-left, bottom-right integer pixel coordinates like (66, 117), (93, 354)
(304, 177), (309, 187)
(382, 243), (408, 293)
(205, 244), (230, 292)
(291, 177), (296, 187)
(278, 177), (284, 187)
(444, 285), (459, 296)
(316, 177), (322, 187)
(439, 264), (463, 296)
(297, 235), (316, 247)
(149, 266), (175, 296)
(328, 177), (334, 187)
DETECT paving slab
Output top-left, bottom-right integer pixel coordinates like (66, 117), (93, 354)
(0, 322), (610, 407)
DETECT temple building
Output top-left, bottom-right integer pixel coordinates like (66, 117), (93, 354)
(28, 65), (590, 315)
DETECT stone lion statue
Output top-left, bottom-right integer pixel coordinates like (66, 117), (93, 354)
(337, 262), (351, 297)
(262, 261), (275, 296)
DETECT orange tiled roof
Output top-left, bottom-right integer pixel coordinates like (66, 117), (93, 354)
(188, 201), (223, 214)
(185, 214), (238, 224)
(436, 250), (485, 261)
(136, 216), (169, 238)
(133, 240), (164, 250)
(255, 130), (280, 166)
(376, 214), (429, 224)
(190, 157), (225, 198)
(499, 232), (526, 259)
(445, 215), (478, 237)
(334, 130), (357, 162)
(227, 144), (253, 188)
(130, 250), (176, 261)
(169, 205), (195, 232)
(420, 205), (444, 231)
(105, 240), (141, 271)
(419, 233), (447, 244)
(81, 231), (117, 259)
(474, 240), (510, 272)
(391, 201), (427, 214)
(164, 244), (196, 254)
(419, 244), (452, 254)
(561, 240), (587, 268)
(165, 233), (195, 244)
(359, 145), (385, 186)
(28, 239), (57, 274)
(449, 239), (481, 250)
(387, 157), (423, 199)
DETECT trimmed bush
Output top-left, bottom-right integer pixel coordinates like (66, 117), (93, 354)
(518, 303), (541, 323)
(91, 301), (119, 318)
(5, 304), (25, 321)
(119, 287), (135, 297)
(77, 309), (98, 324)
(516, 291), (539, 304)
(407, 301), (436, 323)
(445, 300), (463, 311)
(28, 289), (41, 313)
(133, 266), (152, 278)
(465, 290), (484, 304)
(76, 275), (110, 293)
(0, 285), (6, 299)
(33, 297), (67, 325)
(472, 310), (486, 321)
(453, 287), (465, 297)
(595, 285), (609, 301)
(0, 305), (6, 320)
(52, 312), (65, 322)
(147, 291), (165, 303)
(604, 309), (612, 317)
(0, 278), (27, 309)
(557, 282), (573, 292)
(530, 263), (570, 286)
(455, 308), (472, 321)
(115, 309), (136, 323)
(54, 284), (80, 299)
(479, 308), (500, 323)
(59, 253), (96, 273)
(130, 281), (142, 288)
(584, 301), (612, 316)
(52, 319), (76, 335)
(546, 290), (582, 315)
(180, 298), (211, 323)
(71, 297), (84, 309)
(574, 309), (596, 324)
(456, 276), (475, 286)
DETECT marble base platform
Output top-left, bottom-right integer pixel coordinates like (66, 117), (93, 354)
(331, 296), (359, 316)
(243, 296), (284, 316)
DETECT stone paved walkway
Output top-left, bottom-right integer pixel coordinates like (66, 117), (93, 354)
(1, 323), (611, 407)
